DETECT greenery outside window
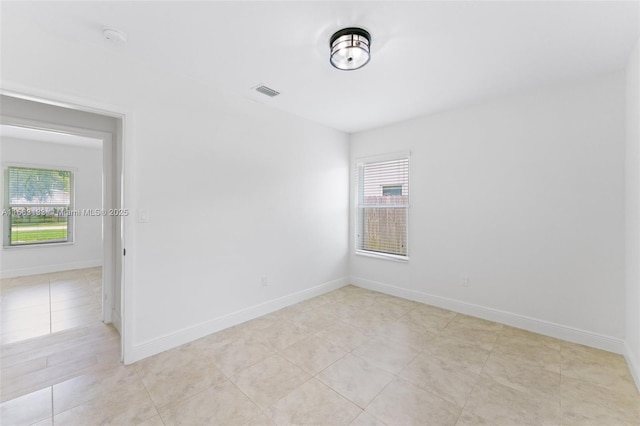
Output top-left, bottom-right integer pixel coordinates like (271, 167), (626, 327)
(4, 166), (73, 246)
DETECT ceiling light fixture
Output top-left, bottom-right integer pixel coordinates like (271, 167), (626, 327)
(330, 27), (371, 71)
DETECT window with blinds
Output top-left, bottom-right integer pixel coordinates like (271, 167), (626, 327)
(5, 166), (73, 246)
(354, 156), (409, 259)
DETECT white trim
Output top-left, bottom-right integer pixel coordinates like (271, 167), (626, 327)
(1, 86), (126, 120)
(0, 258), (102, 279)
(129, 277), (348, 363)
(355, 250), (409, 262)
(353, 150), (412, 164)
(350, 276), (627, 354)
(625, 342), (640, 393)
(112, 309), (122, 335)
(3, 240), (76, 250)
(2, 161), (78, 172)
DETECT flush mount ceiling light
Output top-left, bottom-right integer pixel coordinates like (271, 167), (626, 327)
(330, 27), (371, 71)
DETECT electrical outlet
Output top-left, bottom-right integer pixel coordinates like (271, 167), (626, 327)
(462, 276), (470, 287)
(261, 276), (268, 287)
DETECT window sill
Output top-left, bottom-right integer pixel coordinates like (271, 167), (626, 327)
(355, 250), (409, 263)
(4, 241), (74, 249)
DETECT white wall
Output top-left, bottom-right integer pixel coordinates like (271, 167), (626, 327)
(0, 15), (349, 361)
(0, 137), (103, 277)
(132, 95), (349, 351)
(625, 38), (640, 390)
(351, 72), (626, 352)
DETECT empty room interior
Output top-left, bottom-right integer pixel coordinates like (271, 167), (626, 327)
(1, 1), (640, 425)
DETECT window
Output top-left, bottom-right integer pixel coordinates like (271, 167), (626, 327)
(5, 166), (73, 246)
(382, 185), (403, 196)
(354, 155), (409, 259)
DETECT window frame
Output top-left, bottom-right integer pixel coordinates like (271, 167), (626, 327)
(3, 164), (75, 248)
(353, 152), (410, 262)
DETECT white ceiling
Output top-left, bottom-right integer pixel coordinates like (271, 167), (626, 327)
(1, 125), (103, 149)
(2, 1), (638, 133)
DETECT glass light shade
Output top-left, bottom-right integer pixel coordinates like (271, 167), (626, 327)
(330, 28), (371, 71)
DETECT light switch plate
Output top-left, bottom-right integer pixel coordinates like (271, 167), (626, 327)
(139, 208), (149, 223)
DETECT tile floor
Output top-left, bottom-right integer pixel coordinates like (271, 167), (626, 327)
(1, 268), (119, 406)
(2, 282), (639, 425)
(1, 268), (102, 345)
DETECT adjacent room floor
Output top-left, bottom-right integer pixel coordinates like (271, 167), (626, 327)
(1, 279), (639, 425)
(0, 267), (121, 406)
(1, 267), (103, 345)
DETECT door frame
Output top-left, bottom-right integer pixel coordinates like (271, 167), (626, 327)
(0, 86), (134, 364)
(1, 116), (116, 322)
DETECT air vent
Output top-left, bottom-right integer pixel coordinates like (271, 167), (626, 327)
(255, 85), (280, 97)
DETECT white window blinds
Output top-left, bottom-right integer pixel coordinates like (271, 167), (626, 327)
(355, 156), (409, 259)
(6, 166), (73, 246)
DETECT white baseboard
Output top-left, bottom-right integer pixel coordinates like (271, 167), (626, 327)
(128, 277), (348, 364)
(0, 259), (103, 278)
(625, 342), (640, 393)
(111, 309), (122, 335)
(351, 276), (626, 355)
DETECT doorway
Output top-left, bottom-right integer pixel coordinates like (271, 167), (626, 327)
(0, 94), (126, 398)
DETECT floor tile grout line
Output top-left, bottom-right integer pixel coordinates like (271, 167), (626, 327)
(454, 376), (484, 425)
(355, 374), (395, 423)
(219, 314), (360, 422)
(391, 348), (466, 414)
(312, 377), (365, 424)
(224, 367), (270, 421)
(453, 333), (500, 425)
(133, 367), (166, 426)
(265, 375), (319, 422)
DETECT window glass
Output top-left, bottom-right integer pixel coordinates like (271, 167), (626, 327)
(6, 166), (73, 246)
(355, 157), (409, 258)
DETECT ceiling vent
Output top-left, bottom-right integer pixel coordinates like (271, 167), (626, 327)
(255, 85), (280, 98)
